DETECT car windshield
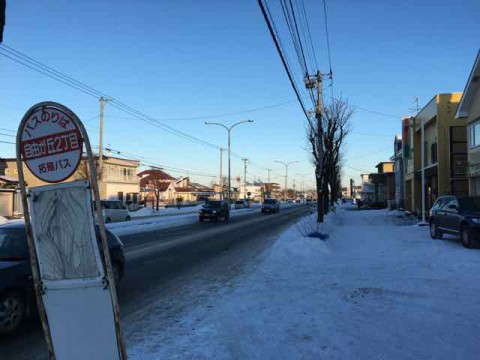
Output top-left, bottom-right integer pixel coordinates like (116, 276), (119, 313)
(458, 197), (480, 212)
(264, 199), (276, 204)
(0, 228), (29, 261)
(205, 201), (221, 208)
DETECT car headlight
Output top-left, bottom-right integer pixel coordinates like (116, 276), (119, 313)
(212, 210), (217, 214)
(471, 218), (480, 224)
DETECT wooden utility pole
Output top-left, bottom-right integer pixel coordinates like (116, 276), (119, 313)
(315, 71), (324, 223)
(242, 158), (248, 200)
(98, 97), (108, 171)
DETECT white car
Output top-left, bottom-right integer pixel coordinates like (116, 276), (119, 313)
(101, 200), (130, 223)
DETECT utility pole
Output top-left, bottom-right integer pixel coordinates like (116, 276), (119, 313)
(242, 158), (248, 200)
(266, 168), (271, 199)
(219, 148), (224, 200)
(315, 71), (324, 222)
(98, 97), (109, 172)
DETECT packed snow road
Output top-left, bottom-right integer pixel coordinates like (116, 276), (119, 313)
(0, 204), (310, 360)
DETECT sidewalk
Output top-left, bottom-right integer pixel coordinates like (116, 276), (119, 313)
(127, 204), (480, 359)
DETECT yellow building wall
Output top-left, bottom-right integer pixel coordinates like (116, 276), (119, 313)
(409, 93), (464, 215)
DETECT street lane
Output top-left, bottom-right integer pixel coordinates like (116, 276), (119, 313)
(0, 204), (310, 359)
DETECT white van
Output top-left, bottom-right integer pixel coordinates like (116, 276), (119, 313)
(101, 200), (130, 223)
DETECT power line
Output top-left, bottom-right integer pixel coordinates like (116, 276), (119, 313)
(257, 0), (310, 121)
(0, 132), (15, 137)
(0, 127), (15, 133)
(0, 140), (15, 145)
(0, 44), (222, 151)
(322, 0), (333, 76)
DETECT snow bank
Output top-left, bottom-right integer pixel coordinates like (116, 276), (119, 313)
(127, 204), (480, 359)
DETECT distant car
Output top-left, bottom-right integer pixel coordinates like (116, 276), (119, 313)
(429, 196), (480, 248)
(261, 199), (280, 214)
(0, 222), (125, 334)
(295, 199), (301, 203)
(100, 200), (130, 223)
(234, 200), (250, 209)
(199, 200), (230, 222)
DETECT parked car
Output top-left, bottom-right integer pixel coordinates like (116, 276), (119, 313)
(199, 200), (230, 222)
(234, 200), (250, 209)
(429, 195), (480, 248)
(262, 199), (280, 214)
(0, 222), (125, 334)
(100, 200), (130, 223)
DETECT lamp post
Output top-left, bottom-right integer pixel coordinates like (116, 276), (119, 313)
(205, 120), (253, 207)
(296, 173), (309, 202)
(274, 160), (299, 201)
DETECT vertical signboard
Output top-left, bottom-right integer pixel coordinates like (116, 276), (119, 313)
(16, 102), (126, 360)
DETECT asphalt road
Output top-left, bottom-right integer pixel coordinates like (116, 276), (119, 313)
(0, 204), (310, 359)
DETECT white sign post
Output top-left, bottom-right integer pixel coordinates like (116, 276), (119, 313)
(16, 102), (127, 360)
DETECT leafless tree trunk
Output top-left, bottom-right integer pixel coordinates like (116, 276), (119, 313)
(307, 97), (353, 225)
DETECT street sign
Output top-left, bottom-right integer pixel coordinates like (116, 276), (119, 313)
(16, 102), (126, 360)
(19, 105), (83, 183)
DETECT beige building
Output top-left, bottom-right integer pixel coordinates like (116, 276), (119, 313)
(404, 93), (467, 214)
(0, 155), (140, 214)
(456, 51), (480, 195)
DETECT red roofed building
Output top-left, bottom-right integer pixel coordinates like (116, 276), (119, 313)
(138, 169), (177, 205)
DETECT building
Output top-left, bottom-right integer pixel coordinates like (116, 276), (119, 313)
(138, 169), (177, 204)
(173, 177), (215, 203)
(456, 51), (480, 195)
(391, 134), (405, 208)
(0, 155), (141, 213)
(360, 174), (374, 203)
(404, 93), (467, 215)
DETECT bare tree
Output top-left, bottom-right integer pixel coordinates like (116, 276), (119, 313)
(152, 180), (163, 211)
(74, 160), (102, 181)
(307, 97), (353, 225)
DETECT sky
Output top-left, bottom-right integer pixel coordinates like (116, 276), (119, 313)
(1, 0), (479, 190)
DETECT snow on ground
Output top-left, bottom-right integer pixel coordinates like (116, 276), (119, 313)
(127, 204), (480, 359)
(109, 203), (293, 236)
(130, 205), (204, 218)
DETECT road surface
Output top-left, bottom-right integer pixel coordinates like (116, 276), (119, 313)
(0, 204), (310, 359)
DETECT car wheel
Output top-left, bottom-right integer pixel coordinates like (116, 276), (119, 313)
(0, 292), (26, 335)
(199, 217), (204, 222)
(225, 214), (230, 222)
(105, 218), (112, 224)
(126, 216), (131, 221)
(461, 227), (473, 249)
(429, 221), (442, 239)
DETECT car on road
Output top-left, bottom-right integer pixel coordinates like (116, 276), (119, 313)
(234, 200), (250, 209)
(199, 200), (230, 222)
(100, 200), (130, 223)
(261, 199), (280, 214)
(0, 222), (125, 335)
(429, 195), (480, 248)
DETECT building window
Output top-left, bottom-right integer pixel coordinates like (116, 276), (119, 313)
(431, 142), (437, 164)
(469, 119), (480, 148)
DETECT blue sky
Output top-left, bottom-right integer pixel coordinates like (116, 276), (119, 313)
(1, 0), (479, 189)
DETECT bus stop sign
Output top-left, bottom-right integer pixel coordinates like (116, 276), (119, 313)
(19, 105), (83, 183)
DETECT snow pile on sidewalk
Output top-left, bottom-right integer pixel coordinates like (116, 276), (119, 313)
(127, 206), (480, 359)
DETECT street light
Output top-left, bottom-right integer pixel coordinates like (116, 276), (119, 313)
(274, 160), (299, 201)
(296, 173), (310, 202)
(205, 120), (253, 206)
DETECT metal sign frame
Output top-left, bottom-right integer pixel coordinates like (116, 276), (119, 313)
(16, 102), (127, 360)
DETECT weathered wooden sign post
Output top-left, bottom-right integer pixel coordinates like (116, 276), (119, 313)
(16, 102), (127, 360)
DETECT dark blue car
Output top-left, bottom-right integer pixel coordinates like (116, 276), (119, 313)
(429, 196), (480, 248)
(0, 222), (125, 335)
